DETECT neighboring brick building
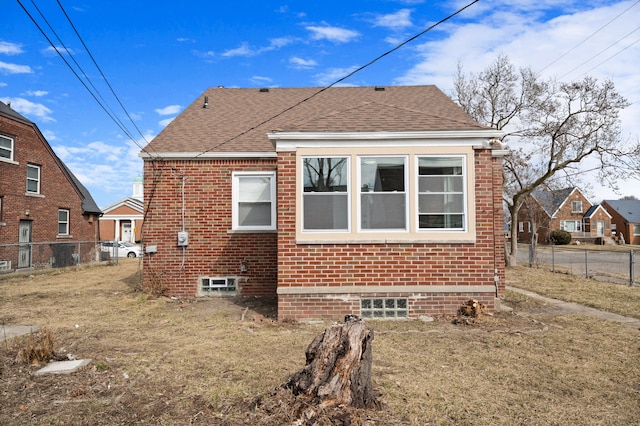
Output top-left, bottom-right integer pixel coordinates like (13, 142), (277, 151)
(140, 86), (506, 320)
(0, 101), (101, 271)
(517, 187), (612, 244)
(602, 199), (640, 245)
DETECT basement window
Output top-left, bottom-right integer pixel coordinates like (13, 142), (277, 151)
(360, 297), (408, 319)
(200, 277), (237, 295)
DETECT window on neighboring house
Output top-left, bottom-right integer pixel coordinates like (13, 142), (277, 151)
(58, 209), (70, 235)
(0, 134), (14, 161)
(571, 200), (583, 213)
(360, 156), (407, 230)
(561, 220), (582, 232)
(634, 224), (640, 236)
(303, 157), (349, 230)
(418, 156), (465, 230)
(518, 222), (524, 232)
(232, 172), (276, 230)
(26, 164), (41, 194)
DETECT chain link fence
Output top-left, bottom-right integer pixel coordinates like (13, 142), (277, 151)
(517, 244), (639, 286)
(0, 241), (109, 275)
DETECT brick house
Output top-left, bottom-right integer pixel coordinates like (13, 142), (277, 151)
(139, 86), (506, 320)
(517, 187), (612, 244)
(99, 177), (144, 243)
(601, 200), (640, 245)
(0, 101), (102, 271)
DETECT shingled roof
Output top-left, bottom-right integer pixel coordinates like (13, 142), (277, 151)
(144, 85), (490, 155)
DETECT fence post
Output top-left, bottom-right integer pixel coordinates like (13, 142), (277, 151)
(551, 245), (555, 272)
(630, 250), (635, 287)
(585, 249), (588, 278)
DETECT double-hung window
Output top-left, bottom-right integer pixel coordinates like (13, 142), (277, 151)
(417, 156), (465, 230)
(26, 164), (41, 194)
(571, 200), (583, 213)
(302, 157), (349, 231)
(0, 135), (13, 161)
(232, 172), (276, 230)
(58, 209), (70, 235)
(359, 156), (407, 230)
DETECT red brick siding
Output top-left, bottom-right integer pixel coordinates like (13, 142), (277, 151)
(276, 149), (504, 320)
(0, 115), (99, 267)
(141, 159), (278, 297)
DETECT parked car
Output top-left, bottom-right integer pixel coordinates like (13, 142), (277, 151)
(100, 241), (142, 258)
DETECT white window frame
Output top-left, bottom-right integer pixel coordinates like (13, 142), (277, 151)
(0, 134), (14, 161)
(357, 155), (408, 232)
(58, 209), (70, 235)
(634, 224), (640, 236)
(571, 200), (583, 213)
(26, 164), (41, 194)
(560, 220), (582, 232)
(231, 171), (276, 231)
(302, 156), (350, 232)
(416, 155), (467, 232)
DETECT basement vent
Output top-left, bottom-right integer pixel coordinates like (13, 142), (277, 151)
(259, 88), (269, 92)
(374, 86), (385, 91)
(0, 260), (11, 271)
(361, 297), (408, 319)
(200, 277), (237, 294)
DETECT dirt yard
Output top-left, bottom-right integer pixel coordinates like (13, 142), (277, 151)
(1, 260), (639, 425)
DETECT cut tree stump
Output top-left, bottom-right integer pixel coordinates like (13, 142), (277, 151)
(285, 315), (379, 410)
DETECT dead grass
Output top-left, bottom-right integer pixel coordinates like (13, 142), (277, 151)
(0, 260), (639, 425)
(507, 265), (640, 319)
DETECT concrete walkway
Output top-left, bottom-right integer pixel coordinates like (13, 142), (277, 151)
(0, 325), (39, 342)
(507, 286), (640, 329)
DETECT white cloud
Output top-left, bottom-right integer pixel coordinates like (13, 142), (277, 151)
(306, 24), (360, 43)
(313, 66), (360, 86)
(158, 117), (175, 128)
(0, 61), (32, 74)
(41, 46), (74, 56)
(0, 41), (24, 55)
(155, 104), (182, 115)
(372, 9), (413, 30)
(2, 97), (54, 122)
(24, 90), (48, 97)
(192, 49), (216, 58)
(250, 76), (273, 85)
(222, 37), (296, 58)
(290, 56), (318, 69)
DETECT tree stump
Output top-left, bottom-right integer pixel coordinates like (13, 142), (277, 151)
(285, 315), (378, 410)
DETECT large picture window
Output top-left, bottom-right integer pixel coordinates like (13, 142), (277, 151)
(359, 156), (407, 230)
(417, 156), (465, 230)
(232, 172), (276, 230)
(303, 157), (349, 230)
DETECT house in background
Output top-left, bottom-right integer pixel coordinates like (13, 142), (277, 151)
(601, 199), (640, 245)
(0, 101), (102, 271)
(139, 86), (506, 320)
(517, 187), (612, 244)
(99, 177), (144, 243)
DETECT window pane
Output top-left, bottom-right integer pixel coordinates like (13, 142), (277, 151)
(418, 157), (465, 230)
(419, 176), (463, 192)
(303, 193), (348, 230)
(303, 157), (347, 192)
(27, 179), (38, 193)
(239, 177), (271, 202)
(419, 214), (464, 229)
(419, 157), (463, 175)
(634, 225), (640, 235)
(360, 157), (405, 192)
(0, 136), (11, 159)
(58, 210), (69, 221)
(27, 166), (39, 179)
(419, 193), (464, 214)
(58, 223), (67, 234)
(361, 193), (406, 229)
(238, 202), (271, 226)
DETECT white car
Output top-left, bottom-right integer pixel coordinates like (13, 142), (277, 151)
(101, 241), (142, 258)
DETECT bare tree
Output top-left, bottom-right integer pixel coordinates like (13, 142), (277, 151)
(454, 54), (638, 266)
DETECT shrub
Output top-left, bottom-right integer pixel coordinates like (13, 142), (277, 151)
(550, 230), (572, 245)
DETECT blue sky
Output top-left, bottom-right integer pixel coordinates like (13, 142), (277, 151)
(2, 0), (639, 208)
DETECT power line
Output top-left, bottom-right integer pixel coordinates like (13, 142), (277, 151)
(194, 0), (480, 157)
(537, 0), (640, 74)
(578, 36), (640, 78)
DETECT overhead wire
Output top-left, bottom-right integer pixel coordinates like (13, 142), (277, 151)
(194, 0), (480, 158)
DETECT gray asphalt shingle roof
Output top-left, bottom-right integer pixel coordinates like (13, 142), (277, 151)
(603, 200), (640, 223)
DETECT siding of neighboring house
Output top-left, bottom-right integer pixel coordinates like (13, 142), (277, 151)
(0, 102), (101, 270)
(602, 200), (640, 245)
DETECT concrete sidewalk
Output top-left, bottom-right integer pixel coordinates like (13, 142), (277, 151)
(1, 325), (40, 342)
(507, 286), (640, 329)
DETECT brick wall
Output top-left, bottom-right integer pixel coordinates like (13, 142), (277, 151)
(276, 149), (505, 320)
(0, 115), (99, 267)
(141, 158), (278, 297)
